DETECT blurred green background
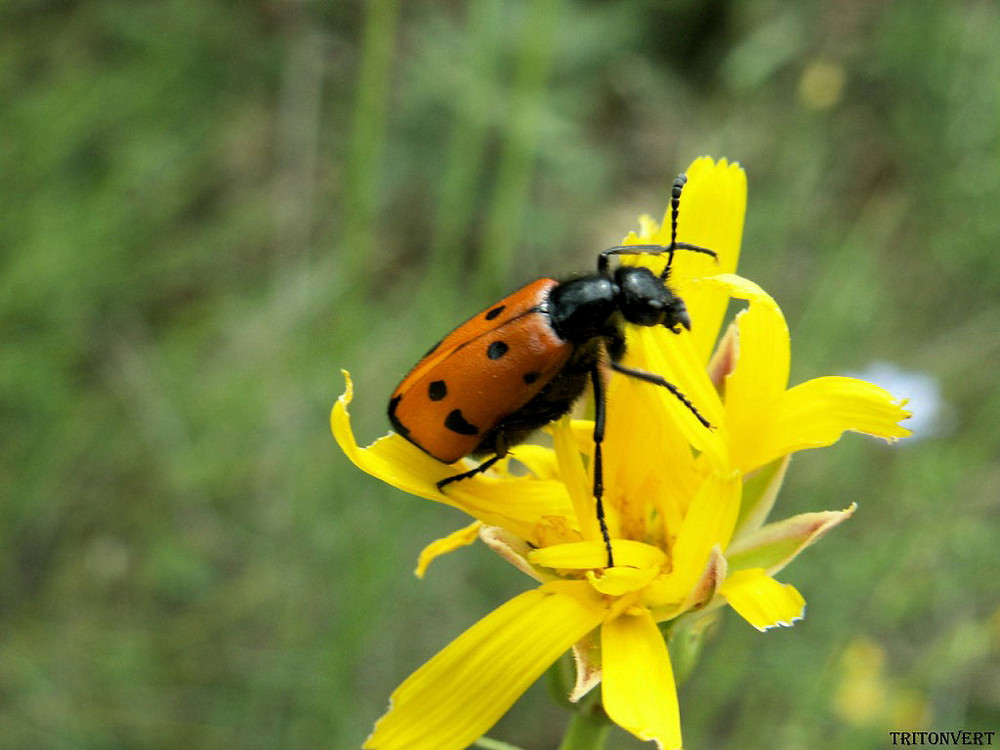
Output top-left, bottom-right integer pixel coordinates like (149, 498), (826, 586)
(3, 0), (998, 748)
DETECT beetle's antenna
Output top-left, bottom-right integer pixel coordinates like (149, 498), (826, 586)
(666, 174), (686, 269)
(598, 172), (717, 278)
(659, 173), (718, 280)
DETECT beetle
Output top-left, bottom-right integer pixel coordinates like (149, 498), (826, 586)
(388, 175), (716, 567)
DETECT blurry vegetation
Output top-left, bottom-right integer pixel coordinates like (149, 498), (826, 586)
(2, 0), (998, 748)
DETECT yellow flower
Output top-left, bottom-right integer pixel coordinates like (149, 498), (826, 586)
(332, 157), (911, 749)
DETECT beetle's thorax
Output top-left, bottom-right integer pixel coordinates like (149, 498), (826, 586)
(547, 266), (689, 344)
(547, 275), (618, 343)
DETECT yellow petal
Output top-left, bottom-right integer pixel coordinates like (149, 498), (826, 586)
(781, 375), (912, 441)
(331, 371), (456, 500)
(695, 277), (788, 476)
(670, 157), (747, 362)
(587, 565), (661, 597)
(528, 540), (606, 570)
(414, 521), (482, 579)
(443, 476), (577, 541)
(628, 325), (729, 470)
(688, 275), (786, 474)
(691, 277), (911, 472)
(333, 372), (576, 542)
(602, 608), (682, 749)
(506, 443), (561, 480)
(740, 375), (912, 471)
(645, 471), (741, 607)
(364, 581), (608, 750)
(710, 273), (791, 404)
(552, 416), (605, 543)
(602, 364), (701, 535)
(529, 539), (665, 572)
(618, 158), (747, 365)
(719, 568), (805, 631)
(638, 213), (659, 238)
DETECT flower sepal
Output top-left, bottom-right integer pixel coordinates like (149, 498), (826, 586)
(733, 455), (791, 539)
(726, 504), (857, 576)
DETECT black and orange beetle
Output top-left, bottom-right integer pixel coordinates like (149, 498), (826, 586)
(388, 175), (715, 566)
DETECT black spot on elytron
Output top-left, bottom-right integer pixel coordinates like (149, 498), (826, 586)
(522, 371), (541, 385)
(428, 380), (447, 401)
(487, 341), (509, 360)
(444, 409), (479, 436)
(485, 305), (506, 321)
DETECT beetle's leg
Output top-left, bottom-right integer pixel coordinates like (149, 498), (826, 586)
(589, 364), (616, 569)
(436, 432), (511, 491)
(436, 453), (504, 491)
(611, 361), (712, 429)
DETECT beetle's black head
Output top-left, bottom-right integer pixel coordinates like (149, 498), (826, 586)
(614, 265), (691, 332)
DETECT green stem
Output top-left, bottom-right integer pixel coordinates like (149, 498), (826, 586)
(557, 707), (610, 750)
(547, 652), (610, 750)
